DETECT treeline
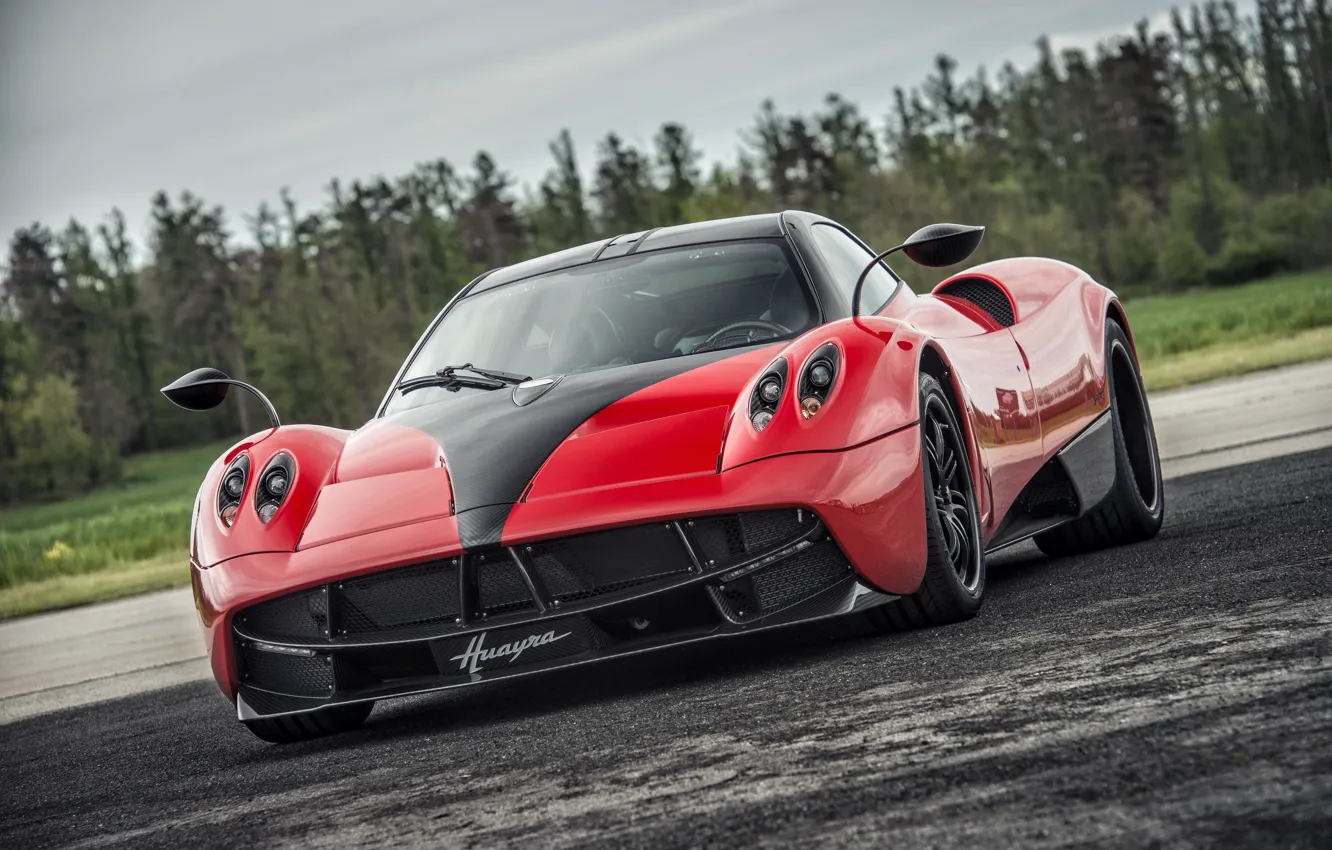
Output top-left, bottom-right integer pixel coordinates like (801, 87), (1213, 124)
(3, 0), (1332, 505)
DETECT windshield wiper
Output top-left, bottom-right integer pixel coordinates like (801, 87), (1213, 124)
(395, 363), (531, 395)
(436, 363), (530, 385)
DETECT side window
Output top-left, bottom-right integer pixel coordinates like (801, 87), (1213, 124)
(809, 224), (899, 313)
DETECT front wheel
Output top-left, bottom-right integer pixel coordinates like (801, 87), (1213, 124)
(243, 700), (374, 744)
(863, 372), (985, 632)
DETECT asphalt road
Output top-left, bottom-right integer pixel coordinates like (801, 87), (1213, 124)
(3, 447), (1330, 849)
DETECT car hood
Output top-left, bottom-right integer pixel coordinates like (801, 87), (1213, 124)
(322, 347), (778, 550)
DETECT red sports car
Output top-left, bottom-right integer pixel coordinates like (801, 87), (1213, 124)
(164, 212), (1163, 742)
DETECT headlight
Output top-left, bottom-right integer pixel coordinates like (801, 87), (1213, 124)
(217, 455), (250, 525)
(798, 343), (841, 418)
(264, 469), (288, 496)
(808, 361), (833, 388)
(255, 453), (296, 523)
(749, 358), (789, 432)
(223, 470), (244, 498)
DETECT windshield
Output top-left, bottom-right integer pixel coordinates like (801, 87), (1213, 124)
(383, 239), (817, 414)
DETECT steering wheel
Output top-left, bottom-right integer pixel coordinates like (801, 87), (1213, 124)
(692, 319), (790, 353)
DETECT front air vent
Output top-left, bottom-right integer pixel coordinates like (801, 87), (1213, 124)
(935, 277), (1016, 327)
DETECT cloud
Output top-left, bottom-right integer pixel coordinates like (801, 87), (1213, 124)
(0, 0), (1197, 249)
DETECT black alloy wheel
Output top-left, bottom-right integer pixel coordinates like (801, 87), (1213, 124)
(862, 372), (986, 632)
(924, 392), (982, 593)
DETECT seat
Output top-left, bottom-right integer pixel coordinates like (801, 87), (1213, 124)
(760, 270), (813, 331)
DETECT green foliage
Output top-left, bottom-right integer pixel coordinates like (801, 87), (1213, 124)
(1160, 229), (1210, 290)
(0, 501), (189, 589)
(0, 372), (111, 504)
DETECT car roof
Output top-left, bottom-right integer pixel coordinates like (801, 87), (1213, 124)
(467, 212), (795, 296)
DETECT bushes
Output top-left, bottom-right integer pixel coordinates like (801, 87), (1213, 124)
(1203, 188), (1332, 286)
(0, 374), (120, 506)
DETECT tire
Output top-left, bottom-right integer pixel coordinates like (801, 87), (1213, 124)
(243, 700), (374, 744)
(1035, 319), (1164, 557)
(863, 373), (985, 632)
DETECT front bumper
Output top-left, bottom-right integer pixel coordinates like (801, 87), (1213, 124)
(234, 514), (896, 720)
(194, 427), (926, 719)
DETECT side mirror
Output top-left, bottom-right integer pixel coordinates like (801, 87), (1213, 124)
(160, 368), (281, 428)
(851, 223), (985, 315)
(900, 223), (986, 268)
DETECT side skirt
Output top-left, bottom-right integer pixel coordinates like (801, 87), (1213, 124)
(987, 409), (1114, 553)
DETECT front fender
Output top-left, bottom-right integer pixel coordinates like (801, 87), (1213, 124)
(192, 425), (351, 568)
(719, 317), (927, 471)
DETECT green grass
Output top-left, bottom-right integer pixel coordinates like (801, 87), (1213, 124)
(2, 268), (1331, 620)
(0, 440), (228, 597)
(0, 550), (189, 619)
(1123, 267), (1332, 363)
(1140, 324), (1332, 390)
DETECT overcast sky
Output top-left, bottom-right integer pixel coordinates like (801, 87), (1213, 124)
(1, 0), (1185, 251)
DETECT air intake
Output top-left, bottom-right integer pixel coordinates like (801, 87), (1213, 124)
(935, 278), (1016, 327)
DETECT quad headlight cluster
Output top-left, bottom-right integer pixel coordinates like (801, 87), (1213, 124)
(749, 344), (842, 432)
(798, 343), (841, 419)
(216, 452), (296, 526)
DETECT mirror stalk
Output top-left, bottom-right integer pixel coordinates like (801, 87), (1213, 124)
(851, 242), (908, 318)
(208, 380), (281, 429)
(852, 223), (986, 317)
(160, 368), (281, 428)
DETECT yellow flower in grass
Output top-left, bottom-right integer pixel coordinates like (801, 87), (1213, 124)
(43, 541), (74, 561)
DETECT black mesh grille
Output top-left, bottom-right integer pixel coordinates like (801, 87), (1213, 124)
(1016, 462), (1078, 519)
(690, 516), (745, 567)
(937, 278), (1015, 327)
(751, 540), (851, 612)
(235, 509), (817, 646)
(712, 539), (851, 621)
(690, 510), (806, 568)
(738, 510), (807, 553)
(476, 551), (534, 615)
(237, 587), (329, 641)
(239, 644), (334, 696)
(527, 522), (692, 602)
(336, 560), (459, 636)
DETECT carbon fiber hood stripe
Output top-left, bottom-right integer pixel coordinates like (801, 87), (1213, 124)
(383, 348), (754, 550)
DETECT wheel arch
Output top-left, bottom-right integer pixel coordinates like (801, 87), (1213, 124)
(1105, 296), (1138, 360)
(916, 339), (989, 523)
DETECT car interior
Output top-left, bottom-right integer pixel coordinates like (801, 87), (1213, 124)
(390, 240), (821, 407)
